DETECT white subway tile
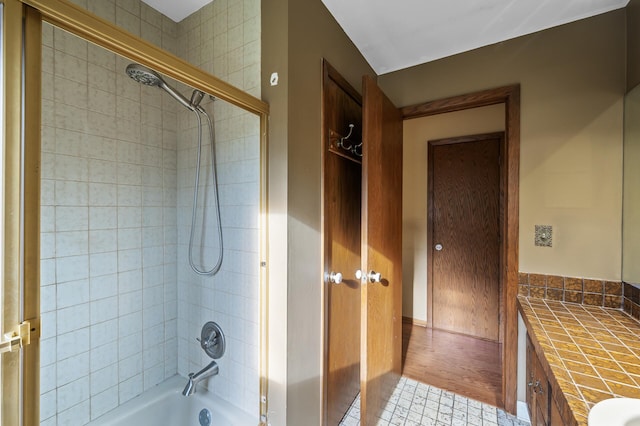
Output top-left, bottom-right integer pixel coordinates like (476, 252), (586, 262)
(90, 274), (118, 300)
(40, 390), (57, 420)
(55, 181), (89, 206)
(89, 206), (118, 230)
(40, 337), (57, 367)
(90, 386), (118, 420)
(54, 76), (88, 111)
(90, 364), (118, 397)
(90, 296), (118, 325)
(41, 284), (57, 313)
(118, 227), (142, 250)
(57, 399), (90, 426)
(56, 231), (89, 257)
(54, 27), (88, 60)
(118, 374), (143, 403)
(56, 255), (89, 283)
(57, 303), (90, 335)
(41, 363), (57, 394)
(56, 206), (88, 232)
(55, 103), (89, 133)
(118, 311), (142, 338)
(57, 279), (90, 309)
(40, 311), (57, 340)
(54, 50), (88, 84)
(56, 328), (90, 361)
(57, 352), (90, 386)
(143, 363), (165, 390)
(87, 42), (115, 69)
(118, 248), (141, 272)
(90, 333), (118, 366)
(143, 304), (164, 329)
(143, 325), (164, 352)
(119, 269), (142, 293)
(119, 353), (143, 381)
(89, 230), (118, 254)
(86, 136), (117, 162)
(89, 183), (118, 207)
(88, 87), (117, 117)
(87, 111), (117, 139)
(89, 158), (118, 184)
(117, 163), (142, 185)
(119, 290), (142, 316)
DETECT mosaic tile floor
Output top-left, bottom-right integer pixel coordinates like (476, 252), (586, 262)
(339, 377), (530, 426)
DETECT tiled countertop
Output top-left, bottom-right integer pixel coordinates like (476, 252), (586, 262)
(518, 296), (640, 425)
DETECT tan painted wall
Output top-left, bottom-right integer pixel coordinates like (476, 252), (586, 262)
(382, 11), (626, 283)
(628, 0), (640, 90)
(625, 1), (640, 285)
(262, 0), (374, 424)
(403, 105), (504, 321)
(623, 84), (640, 284)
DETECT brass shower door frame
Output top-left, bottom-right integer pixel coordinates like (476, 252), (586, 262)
(3, 0), (271, 424)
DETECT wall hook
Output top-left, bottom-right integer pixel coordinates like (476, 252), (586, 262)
(337, 124), (355, 150)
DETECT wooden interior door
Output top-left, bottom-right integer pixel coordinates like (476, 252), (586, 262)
(429, 133), (502, 341)
(360, 75), (403, 425)
(322, 61), (362, 425)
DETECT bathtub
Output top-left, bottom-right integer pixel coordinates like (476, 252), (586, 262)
(88, 375), (257, 426)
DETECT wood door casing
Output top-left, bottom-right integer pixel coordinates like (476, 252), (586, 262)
(401, 85), (520, 414)
(360, 75), (403, 425)
(429, 133), (503, 342)
(322, 61), (362, 425)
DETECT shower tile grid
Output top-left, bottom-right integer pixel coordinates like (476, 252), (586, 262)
(339, 377), (529, 426)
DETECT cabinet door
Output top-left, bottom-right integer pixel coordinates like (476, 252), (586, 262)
(360, 76), (403, 425)
(549, 397), (564, 426)
(526, 335), (537, 422)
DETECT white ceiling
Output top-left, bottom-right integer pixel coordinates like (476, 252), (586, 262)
(321, 0), (629, 74)
(141, 0), (212, 22)
(144, 0), (629, 74)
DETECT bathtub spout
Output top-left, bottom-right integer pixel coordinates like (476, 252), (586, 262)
(182, 360), (219, 396)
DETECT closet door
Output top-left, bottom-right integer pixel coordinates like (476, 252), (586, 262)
(359, 75), (403, 425)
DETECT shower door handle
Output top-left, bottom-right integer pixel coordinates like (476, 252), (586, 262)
(0, 321), (33, 354)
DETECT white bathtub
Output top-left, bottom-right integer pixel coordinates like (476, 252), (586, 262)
(88, 375), (257, 426)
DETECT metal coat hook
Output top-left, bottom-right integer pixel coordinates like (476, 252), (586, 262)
(337, 124), (355, 150)
(352, 141), (363, 157)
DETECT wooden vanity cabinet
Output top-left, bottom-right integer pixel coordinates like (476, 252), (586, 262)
(526, 334), (565, 426)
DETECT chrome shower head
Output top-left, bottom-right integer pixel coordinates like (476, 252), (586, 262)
(126, 63), (163, 87)
(125, 63), (194, 111)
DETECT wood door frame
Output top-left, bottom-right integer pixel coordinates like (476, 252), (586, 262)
(400, 84), (520, 414)
(427, 131), (505, 342)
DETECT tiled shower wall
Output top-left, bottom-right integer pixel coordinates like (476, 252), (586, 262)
(174, 1), (261, 416)
(39, 0), (261, 424)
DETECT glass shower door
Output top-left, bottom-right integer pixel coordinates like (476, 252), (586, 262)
(1, 1), (42, 425)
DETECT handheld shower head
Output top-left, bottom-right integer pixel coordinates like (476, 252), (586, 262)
(125, 63), (194, 111)
(126, 63), (163, 86)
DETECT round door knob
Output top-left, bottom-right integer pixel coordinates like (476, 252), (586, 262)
(435, 243), (443, 251)
(355, 269), (365, 282)
(328, 271), (343, 284)
(368, 270), (382, 283)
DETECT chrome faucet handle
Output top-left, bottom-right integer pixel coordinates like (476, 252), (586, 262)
(199, 322), (225, 359)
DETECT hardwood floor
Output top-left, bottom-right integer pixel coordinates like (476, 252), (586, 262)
(402, 321), (503, 407)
